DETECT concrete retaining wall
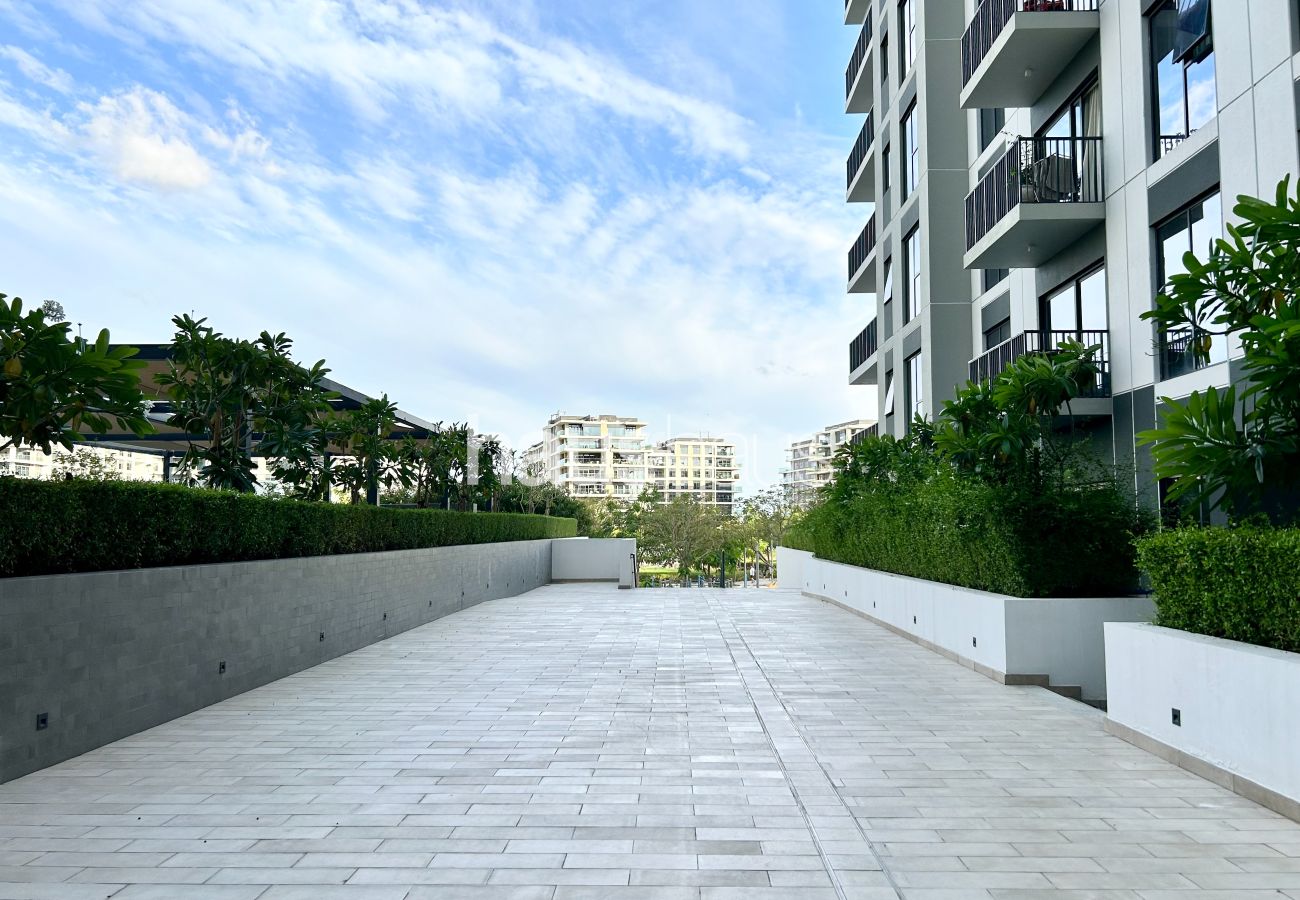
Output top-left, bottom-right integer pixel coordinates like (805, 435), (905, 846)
(782, 547), (1154, 702)
(1105, 623), (1300, 821)
(0, 539), (553, 784)
(552, 538), (637, 582)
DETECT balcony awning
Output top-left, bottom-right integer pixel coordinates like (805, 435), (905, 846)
(1172, 0), (1211, 63)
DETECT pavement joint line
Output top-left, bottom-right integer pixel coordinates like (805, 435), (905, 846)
(705, 592), (903, 900)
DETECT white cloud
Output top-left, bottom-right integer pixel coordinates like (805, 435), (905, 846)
(46, 0), (751, 159)
(0, 44), (73, 92)
(78, 88), (213, 190)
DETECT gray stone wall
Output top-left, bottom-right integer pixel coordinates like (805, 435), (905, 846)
(0, 539), (553, 784)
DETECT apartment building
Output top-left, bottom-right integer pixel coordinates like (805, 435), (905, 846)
(783, 418), (877, 506)
(647, 436), (741, 513)
(0, 445), (165, 481)
(533, 413), (650, 501)
(844, 0), (1300, 508)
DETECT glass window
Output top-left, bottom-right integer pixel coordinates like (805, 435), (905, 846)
(881, 36), (890, 97)
(906, 352), (924, 421)
(1149, 0), (1217, 159)
(882, 257), (894, 304)
(984, 318), (1011, 350)
(1040, 264), (1107, 337)
(882, 143), (892, 193)
(883, 370), (896, 416)
(900, 0), (916, 73)
(902, 102), (919, 198)
(982, 268), (1008, 293)
(1156, 191), (1225, 378)
(979, 108), (1005, 152)
(903, 227), (921, 321)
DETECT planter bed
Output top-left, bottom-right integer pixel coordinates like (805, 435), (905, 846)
(778, 547), (1153, 703)
(1104, 622), (1300, 822)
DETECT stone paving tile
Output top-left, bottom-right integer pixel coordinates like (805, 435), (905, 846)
(2, 584), (1300, 899)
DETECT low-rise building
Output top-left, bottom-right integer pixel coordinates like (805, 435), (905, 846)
(0, 445), (166, 482)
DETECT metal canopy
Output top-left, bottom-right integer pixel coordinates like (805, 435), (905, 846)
(77, 344), (440, 455)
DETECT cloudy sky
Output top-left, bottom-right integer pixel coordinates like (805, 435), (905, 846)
(0, 0), (871, 490)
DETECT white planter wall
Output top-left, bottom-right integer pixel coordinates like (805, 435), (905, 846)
(1105, 623), (1300, 816)
(552, 538), (637, 582)
(778, 548), (1154, 702)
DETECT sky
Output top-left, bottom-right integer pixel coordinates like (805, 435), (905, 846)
(0, 0), (872, 492)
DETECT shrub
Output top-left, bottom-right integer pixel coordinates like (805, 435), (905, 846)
(786, 467), (1146, 598)
(1137, 527), (1300, 652)
(0, 478), (577, 578)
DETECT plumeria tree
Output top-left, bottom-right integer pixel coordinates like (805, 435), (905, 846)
(157, 315), (335, 493)
(1141, 178), (1300, 522)
(0, 295), (152, 454)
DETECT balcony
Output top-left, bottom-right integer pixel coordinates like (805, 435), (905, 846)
(846, 111), (876, 203)
(960, 0), (1100, 110)
(849, 424), (879, 445)
(968, 329), (1112, 411)
(849, 319), (879, 386)
(847, 216), (878, 293)
(845, 0), (870, 25)
(1158, 327), (1229, 382)
(963, 136), (1105, 269)
(845, 18), (873, 114)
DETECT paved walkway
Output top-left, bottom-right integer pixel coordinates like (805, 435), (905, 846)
(3, 585), (1300, 900)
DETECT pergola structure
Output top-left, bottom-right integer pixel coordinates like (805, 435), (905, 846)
(77, 344), (440, 503)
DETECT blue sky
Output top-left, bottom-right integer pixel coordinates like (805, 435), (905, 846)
(0, 0), (870, 491)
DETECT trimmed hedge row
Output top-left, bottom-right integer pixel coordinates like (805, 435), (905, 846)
(785, 470), (1147, 598)
(1137, 527), (1300, 653)
(0, 478), (577, 578)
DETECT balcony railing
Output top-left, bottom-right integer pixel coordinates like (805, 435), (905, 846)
(961, 0), (1100, 88)
(845, 17), (873, 101)
(965, 135), (1103, 251)
(849, 319), (878, 372)
(1159, 327), (1227, 381)
(846, 111), (875, 191)
(849, 424), (879, 445)
(969, 329), (1111, 397)
(848, 217), (877, 280)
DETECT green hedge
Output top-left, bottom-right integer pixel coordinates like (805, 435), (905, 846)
(785, 470), (1147, 598)
(0, 478), (577, 578)
(1137, 527), (1300, 653)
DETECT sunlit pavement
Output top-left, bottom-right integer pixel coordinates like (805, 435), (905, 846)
(3, 584), (1300, 899)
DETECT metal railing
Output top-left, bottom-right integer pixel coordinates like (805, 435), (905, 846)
(962, 0), (1099, 87)
(849, 319), (878, 372)
(845, 18), (873, 100)
(1159, 327), (1227, 380)
(847, 110), (876, 190)
(849, 424), (880, 445)
(848, 216), (878, 280)
(968, 329), (1111, 397)
(964, 135), (1104, 251)
(1159, 133), (1189, 157)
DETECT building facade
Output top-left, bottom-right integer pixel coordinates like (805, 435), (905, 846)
(783, 419), (876, 506)
(0, 445), (166, 481)
(528, 416), (741, 511)
(845, 0), (1300, 509)
(647, 436), (741, 513)
(534, 413), (650, 501)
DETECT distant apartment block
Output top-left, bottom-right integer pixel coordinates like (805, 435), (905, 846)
(783, 419), (875, 506)
(648, 436), (741, 513)
(528, 414), (741, 511)
(0, 445), (165, 482)
(533, 413), (650, 501)
(843, 0), (1300, 510)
